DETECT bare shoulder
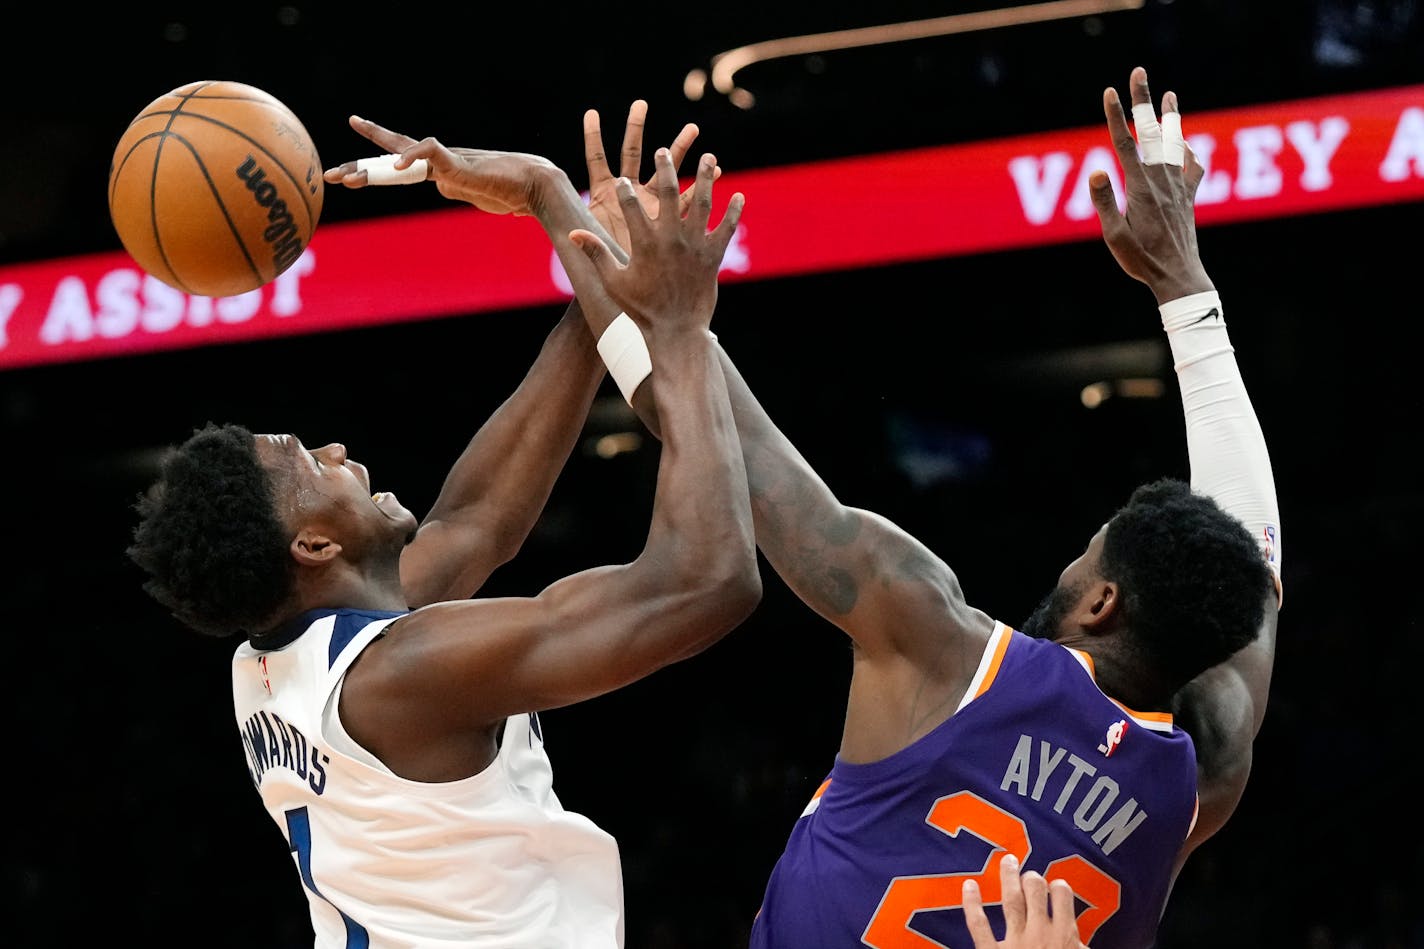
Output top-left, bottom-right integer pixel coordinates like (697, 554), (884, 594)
(862, 515), (997, 664)
(340, 600), (533, 724)
(338, 601), (521, 780)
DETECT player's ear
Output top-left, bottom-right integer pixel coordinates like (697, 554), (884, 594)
(291, 529), (341, 565)
(1079, 582), (1120, 631)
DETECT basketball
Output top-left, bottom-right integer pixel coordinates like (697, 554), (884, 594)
(108, 80), (325, 298)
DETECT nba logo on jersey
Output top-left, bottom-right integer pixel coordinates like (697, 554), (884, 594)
(260, 656), (272, 695)
(1098, 718), (1129, 756)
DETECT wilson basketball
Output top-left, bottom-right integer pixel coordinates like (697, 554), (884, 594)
(108, 80), (324, 298)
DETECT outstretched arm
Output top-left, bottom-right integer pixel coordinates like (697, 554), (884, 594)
(340, 152), (759, 780)
(398, 299), (604, 606)
(572, 99), (996, 758)
(321, 113), (704, 606)
(1087, 67), (1282, 851)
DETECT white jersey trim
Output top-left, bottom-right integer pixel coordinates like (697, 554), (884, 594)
(955, 621), (1011, 714)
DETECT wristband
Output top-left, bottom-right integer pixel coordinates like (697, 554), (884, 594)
(596, 312), (652, 405)
(1159, 290), (1232, 369)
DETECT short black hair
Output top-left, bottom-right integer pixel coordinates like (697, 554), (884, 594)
(1102, 477), (1271, 690)
(127, 422), (295, 638)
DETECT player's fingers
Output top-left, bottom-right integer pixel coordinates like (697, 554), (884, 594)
(322, 161), (366, 185)
(687, 153), (717, 230)
(667, 122), (700, 174)
(387, 137), (461, 172)
(332, 154), (429, 187)
(1103, 87), (1144, 186)
(1019, 871), (1050, 931)
(620, 100), (648, 180)
(370, 138), (448, 183)
(584, 109), (612, 186)
(1047, 879), (1080, 947)
(1088, 170), (1129, 241)
(616, 176), (655, 243)
(1130, 66), (1152, 109)
(999, 855), (1027, 934)
(677, 166), (723, 219)
(1184, 140), (1206, 199)
(1160, 89), (1185, 168)
(1088, 168), (1118, 205)
(677, 164), (720, 218)
(652, 148), (680, 223)
(710, 193), (744, 258)
(347, 115), (416, 153)
(400, 138), (445, 165)
(961, 879), (997, 949)
(329, 137), (445, 188)
(569, 228), (623, 277)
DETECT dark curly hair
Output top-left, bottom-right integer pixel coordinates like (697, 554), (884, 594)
(127, 422), (296, 638)
(1102, 477), (1271, 690)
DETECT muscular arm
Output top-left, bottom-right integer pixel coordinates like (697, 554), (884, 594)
(560, 107), (996, 766)
(399, 299), (604, 606)
(575, 105), (992, 685)
(325, 116), (629, 608)
(398, 172), (632, 606)
(342, 149), (761, 782)
(712, 352), (990, 662)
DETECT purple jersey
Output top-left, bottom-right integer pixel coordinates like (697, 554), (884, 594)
(749, 623), (1198, 949)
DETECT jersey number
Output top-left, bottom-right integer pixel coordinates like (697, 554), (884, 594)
(861, 792), (1121, 948)
(286, 806), (371, 948)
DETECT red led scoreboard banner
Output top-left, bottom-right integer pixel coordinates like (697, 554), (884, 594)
(2, 84), (1421, 370)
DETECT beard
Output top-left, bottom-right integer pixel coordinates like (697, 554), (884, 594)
(1020, 581), (1081, 641)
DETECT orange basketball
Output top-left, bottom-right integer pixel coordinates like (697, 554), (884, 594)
(108, 80), (324, 298)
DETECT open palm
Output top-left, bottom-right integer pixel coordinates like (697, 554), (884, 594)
(582, 100), (719, 256)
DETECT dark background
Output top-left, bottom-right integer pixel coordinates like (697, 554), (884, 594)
(3, 2), (1421, 946)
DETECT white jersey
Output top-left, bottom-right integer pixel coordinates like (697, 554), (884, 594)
(231, 607), (625, 949)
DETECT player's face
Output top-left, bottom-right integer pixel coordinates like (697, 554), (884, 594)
(255, 433), (418, 550)
(1021, 525), (1107, 641)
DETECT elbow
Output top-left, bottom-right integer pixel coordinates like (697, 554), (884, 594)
(638, 529), (762, 658)
(682, 542), (763, 644)
(713, 552), (763, 628)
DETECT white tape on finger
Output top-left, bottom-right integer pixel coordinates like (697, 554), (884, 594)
(1161, 111), (1185, 167)
(355, 154), (430, 185)
(1132, 102), (1165, 165)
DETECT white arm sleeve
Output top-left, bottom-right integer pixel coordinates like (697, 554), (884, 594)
(1160, 291), (1283, 605)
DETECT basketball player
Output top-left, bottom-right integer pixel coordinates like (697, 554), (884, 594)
(573, 67), (1282, 948)
(127, 118), (756, 946)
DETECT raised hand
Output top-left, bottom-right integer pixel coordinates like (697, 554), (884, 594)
(583, 100), (720, 256)
(1088, 66), (1214, 305)
(323, 115), (563, 217)
(570, 148), (742, 333)
(963, 855), (1085, 949)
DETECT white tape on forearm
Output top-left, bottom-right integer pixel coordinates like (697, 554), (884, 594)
(1132, 102), (1165, 165)
(1160, 291), (1282, 595)
(596, 312), (652, 405)
(355, 154), (429, 185)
